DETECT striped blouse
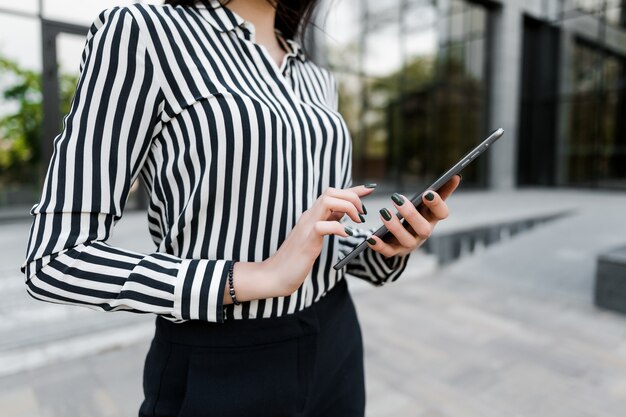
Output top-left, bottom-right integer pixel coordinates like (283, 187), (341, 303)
(19, 0), (411, 324)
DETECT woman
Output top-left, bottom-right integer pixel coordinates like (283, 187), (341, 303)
(20, 0), (460, 415)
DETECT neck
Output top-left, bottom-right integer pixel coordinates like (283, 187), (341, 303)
(225, 0), (277, 43)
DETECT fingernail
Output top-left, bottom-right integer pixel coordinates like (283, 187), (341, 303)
(458, 174), (462, 180)
(345, 226), (354, 236)
(379, 208), (392, 221)
(358, 213), (366, 223)
(364, 183), (377, 189)
(367, 237), (376, 245)
(362, 203), (367, 215)
(425, 192), (434, 201)
(391, 193), (404, 206)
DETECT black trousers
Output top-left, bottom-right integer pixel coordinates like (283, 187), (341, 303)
(138, 278), (365, 417)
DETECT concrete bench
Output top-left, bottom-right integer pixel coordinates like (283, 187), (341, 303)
(595, 245), (626, 315)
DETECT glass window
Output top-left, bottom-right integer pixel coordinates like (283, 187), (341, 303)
(0, 0), (38, 15)
(366, 0), (397, 16)
(405, 1), (436, 32)
(363, 24), (402, 78)
(42, 0), (158, 26)
(57, 33), (86, 74)
(322, 0), (490, 188)
(469, 6), (486, 37)
(564, 41), (626, 187)
(0, 14), (41, 71)
(0, 0), (161, 208)
(449, 8), (465, 41)
(0, 13), (41, 206)
(574, 0), (625, 26)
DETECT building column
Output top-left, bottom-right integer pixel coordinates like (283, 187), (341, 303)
(487, 2), (524, 190)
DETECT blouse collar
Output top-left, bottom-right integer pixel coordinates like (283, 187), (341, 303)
(195, 0), (306, 62)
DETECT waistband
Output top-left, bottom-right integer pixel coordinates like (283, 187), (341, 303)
(154, 277), (348, 348)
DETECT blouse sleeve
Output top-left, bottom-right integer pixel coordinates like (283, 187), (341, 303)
(19, 6), (234, 324)
(324, 68), (412, 286)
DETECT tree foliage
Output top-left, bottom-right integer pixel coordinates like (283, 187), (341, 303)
(0, 54), (78, 186)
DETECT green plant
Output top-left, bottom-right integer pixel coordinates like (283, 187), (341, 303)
(0, 54), (78, 187)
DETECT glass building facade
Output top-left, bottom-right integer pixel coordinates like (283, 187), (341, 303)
(564, 41), (625, 187)
(564, 0), (626, 188)
(319, 0), (626, 190)
(321, 0), (491, 190)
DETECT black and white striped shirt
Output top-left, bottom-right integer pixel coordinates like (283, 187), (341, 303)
(20, 0), (411, 324)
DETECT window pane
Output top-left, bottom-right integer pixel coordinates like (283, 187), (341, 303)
(574, 0), (625, 26)
(364, 24), (401, 78)
(0, 0), (38, 15)
(57, 32), (86, 74)
(42, 0), (155, 25)
(563, 41), (626, 187)
(366, 0), (397, 16)
(321, 0), (490, 187)
(0, 13), (41, 206)
(0, 14), (40, 71)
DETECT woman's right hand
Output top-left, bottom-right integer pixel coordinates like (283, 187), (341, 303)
(264, 185), (376, 297)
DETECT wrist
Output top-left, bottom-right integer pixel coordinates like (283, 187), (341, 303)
(261, 255), (289, 297)
(223, 259), (282, 305)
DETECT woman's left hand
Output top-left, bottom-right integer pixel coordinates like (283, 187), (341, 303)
(366, 174), (462, 257)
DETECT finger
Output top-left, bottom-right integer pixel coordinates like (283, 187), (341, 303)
(421, 190), (449, 223)
(436, 174), (461, 201)
(345, 183), (379, 212)
(348, 183), (378, 199)
(327, 211), (345, 222)
(313, 220), (354, 237)
(316, 195), (364, 224)
(326, 186), (372, 215)
(417, 175), (460, 218)
(390, 193), (433, 239)
(365, 234), (399, 258)
(378, 206), (417, 248)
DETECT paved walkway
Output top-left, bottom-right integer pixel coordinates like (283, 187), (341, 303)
(1, 188), (626, 416)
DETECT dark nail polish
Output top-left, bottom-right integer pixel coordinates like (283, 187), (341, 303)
(359, 213), (366, 223)
(362, 203), (367, 215)
(391, 193), (404, 206)
(364, 183), (377, 189)
(344, 226), (354, 236)
(367, 237), (376, 245)
(379, 208), (392, 221)
(425, 192), (434, 201)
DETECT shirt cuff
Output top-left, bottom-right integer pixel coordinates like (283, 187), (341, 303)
(173, 259), (234, 323)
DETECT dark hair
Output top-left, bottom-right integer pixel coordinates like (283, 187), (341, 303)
(164, 0), (320, 57)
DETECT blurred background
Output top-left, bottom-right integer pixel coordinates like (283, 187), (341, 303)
(315, 0), (626, 191)
(1, 0), (626, 416)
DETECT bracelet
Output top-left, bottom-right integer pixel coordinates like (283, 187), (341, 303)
(227, 262), (240, 305)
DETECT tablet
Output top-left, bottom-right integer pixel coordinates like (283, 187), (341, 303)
(333, 127), (505, 270)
